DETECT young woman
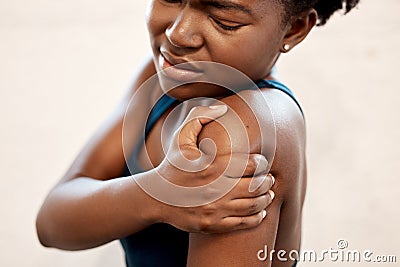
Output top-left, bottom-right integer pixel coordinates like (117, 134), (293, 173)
(36, 0), (359, 266)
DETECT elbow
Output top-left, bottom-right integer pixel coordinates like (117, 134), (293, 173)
(35, 211), (74, 250)
(35, 204), (97, 251)
(36, 202), (66, 249)
(35, 188), (75, 250)
(36, 208), (55, 248)
(37, 232), (51, 249)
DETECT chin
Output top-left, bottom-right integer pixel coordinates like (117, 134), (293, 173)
(159, 80), (230, 101)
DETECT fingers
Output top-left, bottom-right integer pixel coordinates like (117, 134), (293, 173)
(190, 174), (275, 234)
(209, 175), (275, 233)
(197, 209), (268, 234)
(216, 188), (275, 232)
(218, 210), (268, 233)
(222, 153), (268, 178)
(228, 191), (275, 217)
(178, 105), (227, 147)
(232, 174), (275, 198)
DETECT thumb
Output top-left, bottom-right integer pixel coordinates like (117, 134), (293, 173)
(179, 105), (227, 147)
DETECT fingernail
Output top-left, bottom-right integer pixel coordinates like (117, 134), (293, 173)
(269, 190), (275, 200)
(268, 173), (275, 185)
(262, 210), (267, 219)
(209, 105), (226, 110)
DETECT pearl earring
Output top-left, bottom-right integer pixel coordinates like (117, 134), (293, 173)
(283, 44), (290, 52)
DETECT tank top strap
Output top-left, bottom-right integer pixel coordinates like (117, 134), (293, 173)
(123, 95), (179, 175)
(146, 79), (303, 131)
(145, 94), (180, 136)
(255, 79), (303, 116)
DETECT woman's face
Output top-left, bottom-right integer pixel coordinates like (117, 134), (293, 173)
(146, 0), (287, 99)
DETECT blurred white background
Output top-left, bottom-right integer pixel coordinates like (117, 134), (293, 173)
(0, 0), (399, 266)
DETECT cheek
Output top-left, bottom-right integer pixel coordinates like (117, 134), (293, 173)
(145, 2), (170, 41)
(146, 11), (160, 39)
(209, 34), (279, 80)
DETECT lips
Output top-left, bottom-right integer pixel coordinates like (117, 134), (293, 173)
(159, 49), (204, 82)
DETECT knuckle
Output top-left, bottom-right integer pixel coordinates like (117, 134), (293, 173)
(248, 200), (259, 214)
(201, 203), (217, 216)
(237, 216), (247, 227)
(178, 142), (191, 152)
(198, 217), (213, 232)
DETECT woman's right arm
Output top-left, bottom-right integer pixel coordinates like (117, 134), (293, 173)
(36, 56), (162, 250)
(36, 57), (274, 250)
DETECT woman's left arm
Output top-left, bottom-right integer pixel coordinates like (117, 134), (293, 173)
(187, 88), (306, 267)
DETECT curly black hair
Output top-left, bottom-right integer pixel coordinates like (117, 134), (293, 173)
(281, 0), (360, 26)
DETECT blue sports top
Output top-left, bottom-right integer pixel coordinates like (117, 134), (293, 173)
(120, 79), (302, 267)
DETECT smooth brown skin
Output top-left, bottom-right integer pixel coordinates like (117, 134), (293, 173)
(36, 0), (317, 266)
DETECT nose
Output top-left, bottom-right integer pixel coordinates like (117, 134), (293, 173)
(165, 9), (204, 50)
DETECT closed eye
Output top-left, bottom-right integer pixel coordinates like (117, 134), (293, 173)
(210, 16), (244, 31)
(162, 0), (182, 3)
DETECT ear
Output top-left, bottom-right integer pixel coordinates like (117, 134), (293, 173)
(280, 9), (317, 53)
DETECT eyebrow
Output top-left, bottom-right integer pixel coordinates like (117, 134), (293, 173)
(200, 0), (253, 15)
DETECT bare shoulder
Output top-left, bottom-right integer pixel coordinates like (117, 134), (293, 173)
(199, 87), (306, 199)
(190, 87), (306, 266)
